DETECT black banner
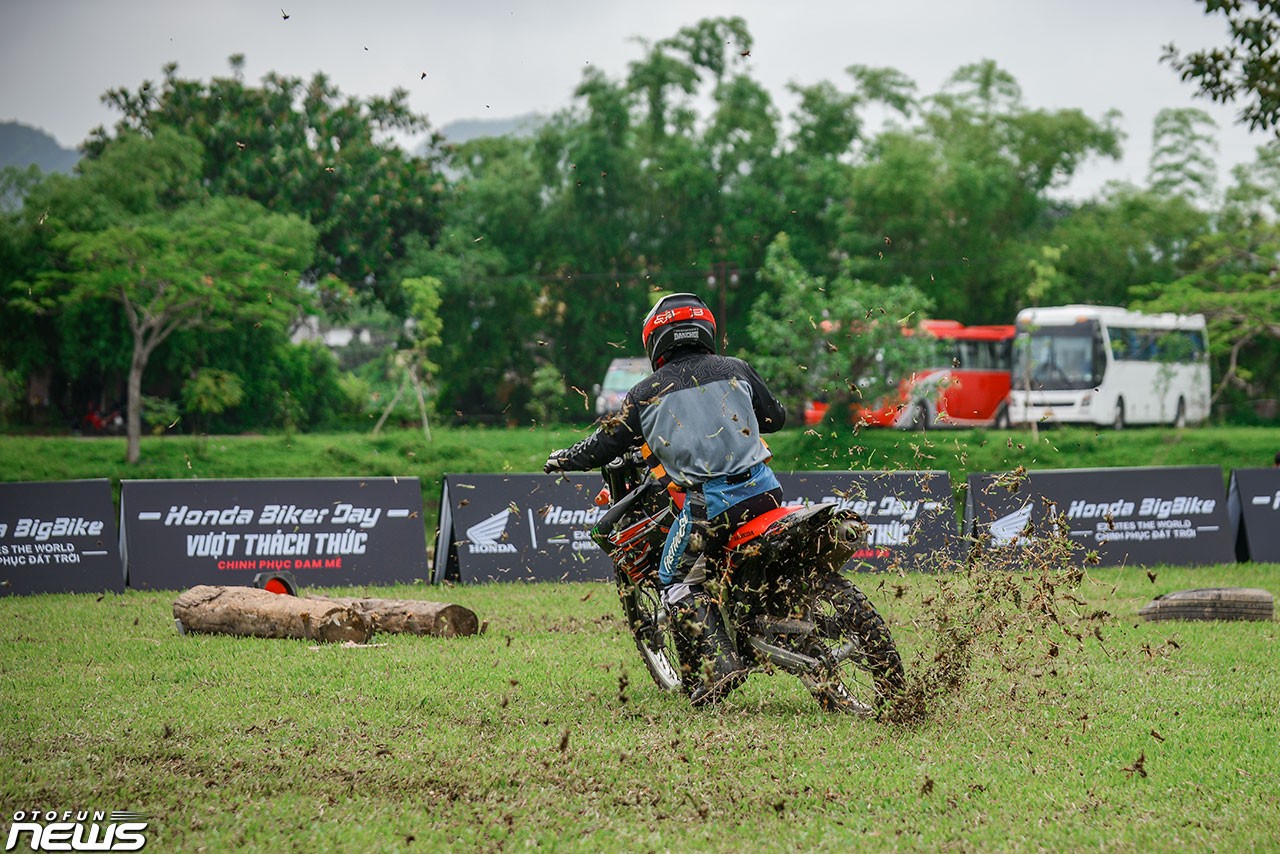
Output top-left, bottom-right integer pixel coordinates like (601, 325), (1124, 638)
(433, 470), (957, 583)
(0, 480), (123, 596)
(433, 474), (614, 584)
(775, 471), (956, 571)
(965, 466), (1234, 567)
(120, 478), (428, 590)
(1227, 467), (1280, 562)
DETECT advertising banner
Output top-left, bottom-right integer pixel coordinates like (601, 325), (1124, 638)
(0, 480), (123, 596)
(433, 470), (958, 583)
(1227, 467), (1280, 562)
(433, 473), (614, 584)
(775, 471), (956, 571)
(120, 478), (428, 590)
(965, 466), (1233, 567)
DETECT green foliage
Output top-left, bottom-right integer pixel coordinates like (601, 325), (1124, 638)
(1162, 0), (1280, 134)
(87, 57), (448, 308)
(837, 62), (1121, 323)
(1025, 244), (1066, 306)
(181, 368), (244, 431)
(1133, 141), (1280, 409)
(1044, 185), (1211, 307)
(1147, 107), (1220, 200)
(140, 395), (179, 435)
(4, 16), (1280, 437)
(400, 275), (443, 376)
(0, 367), (22, 425)
(527, 362), (573, 426)
(745, 233), (936, 418)
(12, 128), (319, 460)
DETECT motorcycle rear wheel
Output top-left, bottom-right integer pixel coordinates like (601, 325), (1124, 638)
(617, 577), (697, 695)
(802, 574), (904, 715)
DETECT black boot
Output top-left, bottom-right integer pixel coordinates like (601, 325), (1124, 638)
(674, 592), (747, 706)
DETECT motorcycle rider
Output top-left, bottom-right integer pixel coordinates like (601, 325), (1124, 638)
(544, 293), (787, 705)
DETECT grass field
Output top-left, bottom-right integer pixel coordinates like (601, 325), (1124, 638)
(2, 426), (1278, 850)
(1, 564), (1277, 851)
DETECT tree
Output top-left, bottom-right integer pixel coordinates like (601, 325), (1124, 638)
(1162, 1), (1280, 135)
(17, 130), (316, 461)
(744, 233), (935, 421)
(182, 368), (245, 434)
(1043, 185), (1211, 307)
(837, 61), (1122, 324)
(86, 56), (447, 311)
(1133, 142), (1280, 412)
(1148, 107), (1220, 200)
(395, 132), (546, 422)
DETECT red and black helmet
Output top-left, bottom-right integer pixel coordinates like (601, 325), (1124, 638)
(641, 292), (717, 370)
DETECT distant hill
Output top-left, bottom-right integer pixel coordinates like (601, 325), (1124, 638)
(0, 114), (541, 172)
(0, 122), (81, 173)
(437, 113), (548, 146)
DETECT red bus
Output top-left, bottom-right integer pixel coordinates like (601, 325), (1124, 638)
(853, 320), (1016, 429)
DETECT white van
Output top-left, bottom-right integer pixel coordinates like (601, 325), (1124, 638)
(594, 357), (650, 417)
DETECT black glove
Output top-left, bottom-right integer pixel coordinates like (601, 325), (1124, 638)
(544, 450), (570, 474)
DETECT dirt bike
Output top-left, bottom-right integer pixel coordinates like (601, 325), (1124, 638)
(589, 451), (905, 715)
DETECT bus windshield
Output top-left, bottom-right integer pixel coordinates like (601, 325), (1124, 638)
(1014, 321), (1103, 391)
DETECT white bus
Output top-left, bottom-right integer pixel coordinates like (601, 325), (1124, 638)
(1006, 305), (1210, 429)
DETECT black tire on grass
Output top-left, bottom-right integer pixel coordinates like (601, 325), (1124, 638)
(1139, 587), (1274, 622)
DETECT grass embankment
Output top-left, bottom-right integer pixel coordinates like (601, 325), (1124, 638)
(0, 563), (1277, 850)
(1, 424), (1276, 539)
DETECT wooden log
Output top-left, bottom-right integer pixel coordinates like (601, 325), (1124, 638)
(173, 585), (373, 643)
(311, 596), (479, 638)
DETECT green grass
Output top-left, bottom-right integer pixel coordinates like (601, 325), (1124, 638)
(2, 426), (1278, 849)
(1, 563), (1277, 851)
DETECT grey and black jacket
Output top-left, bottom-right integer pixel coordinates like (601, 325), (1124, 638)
(558, 349), (786, 488)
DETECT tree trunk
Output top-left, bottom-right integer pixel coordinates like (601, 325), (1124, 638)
(312, 596), (478, 637)
(126, 340), (146, 464)
(173, 585), (373, 643)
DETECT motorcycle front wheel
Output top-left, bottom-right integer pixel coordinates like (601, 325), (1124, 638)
(801, 574), (905, 715)
(616, 576), (697, 696)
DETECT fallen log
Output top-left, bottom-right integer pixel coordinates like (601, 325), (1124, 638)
(311, 596), (479, 637)
(173, 585), (373, 643)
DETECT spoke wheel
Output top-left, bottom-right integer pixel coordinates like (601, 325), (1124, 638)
(618, 579), (695, 695)
(802, 575), (904, 715)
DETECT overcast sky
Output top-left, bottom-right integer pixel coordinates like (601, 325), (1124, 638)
(0, 0), (1271, 199)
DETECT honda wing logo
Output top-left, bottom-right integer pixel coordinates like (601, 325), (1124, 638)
(987, 502), (1034, 547)
(466, 510), (517, 554)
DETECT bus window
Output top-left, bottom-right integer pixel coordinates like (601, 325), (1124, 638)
(1111, 327), (1207, 363)
(1014, 320), (1102, 391)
